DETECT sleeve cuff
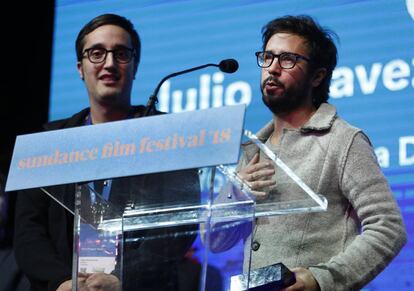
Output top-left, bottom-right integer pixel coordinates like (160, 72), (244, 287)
(308, 266), (334, 291)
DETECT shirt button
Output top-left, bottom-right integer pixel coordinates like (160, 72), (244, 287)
(252, 241), (260, 251)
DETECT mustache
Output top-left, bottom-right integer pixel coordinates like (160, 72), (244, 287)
(262, 76), (284, 89)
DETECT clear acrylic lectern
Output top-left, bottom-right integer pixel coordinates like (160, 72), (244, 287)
(38, 129), (327, 291)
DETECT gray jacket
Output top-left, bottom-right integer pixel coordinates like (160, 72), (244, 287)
(225, 103), (406, 290)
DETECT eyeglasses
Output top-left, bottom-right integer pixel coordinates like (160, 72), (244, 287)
(83, 47), (135, 64)
(255, 51), (310, 69)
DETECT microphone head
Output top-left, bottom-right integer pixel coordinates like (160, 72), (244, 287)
(218, 59), (239, 73)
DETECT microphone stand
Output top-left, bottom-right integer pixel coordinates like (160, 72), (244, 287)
(143, 63), (220, 117)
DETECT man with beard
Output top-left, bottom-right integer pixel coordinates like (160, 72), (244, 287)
(213, 15), (407, 291)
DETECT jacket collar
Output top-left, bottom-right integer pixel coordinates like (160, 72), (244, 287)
(255, 103), (337, 142)
(301, 103), (337, 133)
(43, 105), (149, 131)
(241, 103), (337, 161)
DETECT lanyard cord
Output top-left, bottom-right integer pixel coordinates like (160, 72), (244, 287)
(84, 110), (135, 203)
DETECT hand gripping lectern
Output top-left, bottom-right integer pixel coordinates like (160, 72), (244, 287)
(6, 105), (327, 291)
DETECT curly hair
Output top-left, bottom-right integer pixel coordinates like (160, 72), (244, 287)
(262, 15), (338, 107)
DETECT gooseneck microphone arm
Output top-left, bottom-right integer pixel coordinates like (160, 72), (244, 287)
(143, 59), (239, 116)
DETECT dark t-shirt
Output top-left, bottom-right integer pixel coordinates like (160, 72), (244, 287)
(0, 173), (12, 247)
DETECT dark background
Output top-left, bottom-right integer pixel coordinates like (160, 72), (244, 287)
(0, 2), (55, 246)
(1, 2), (55, 175)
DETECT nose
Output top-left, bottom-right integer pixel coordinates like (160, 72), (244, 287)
(103, 51), (117, 68)
(266, 58), (282, 76)
(265, 56), (282, 75)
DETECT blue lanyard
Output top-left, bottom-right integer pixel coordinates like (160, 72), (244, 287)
(88, 179), (112, 203)
(84, 110), (134, 203)
(85, 112), (113, 203)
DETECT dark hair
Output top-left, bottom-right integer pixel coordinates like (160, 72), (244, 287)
(75, 13), (141, 74)
(262, 15), (338, 107)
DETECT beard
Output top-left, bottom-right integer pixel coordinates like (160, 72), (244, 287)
(261, 76), (310, 115)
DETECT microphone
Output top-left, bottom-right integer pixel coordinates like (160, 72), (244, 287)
(219, 59), (239, 73)
(143, 59), (239, 116)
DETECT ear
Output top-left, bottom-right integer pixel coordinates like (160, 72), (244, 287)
(77, 62), (84, 80)
(311, 68), (327, 88)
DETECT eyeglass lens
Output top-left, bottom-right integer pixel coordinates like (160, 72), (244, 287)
(87, 48), (133, 63)
(257, 52), (297, 69)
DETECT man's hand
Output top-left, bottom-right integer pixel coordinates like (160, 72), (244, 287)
(56, 273), (89, 291)
(56, 280), (72, 291)
(85, 273), (120, 291)
(56, 273), (120, 291)
(237, 153), (275, 198)
(283, 267), (320, 291)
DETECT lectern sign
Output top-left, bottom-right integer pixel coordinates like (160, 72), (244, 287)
(6, 105), (245, 191)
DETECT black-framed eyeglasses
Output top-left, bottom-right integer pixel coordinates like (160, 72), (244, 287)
(255, 51), (310, 69)
(83, 47), (135, 64)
